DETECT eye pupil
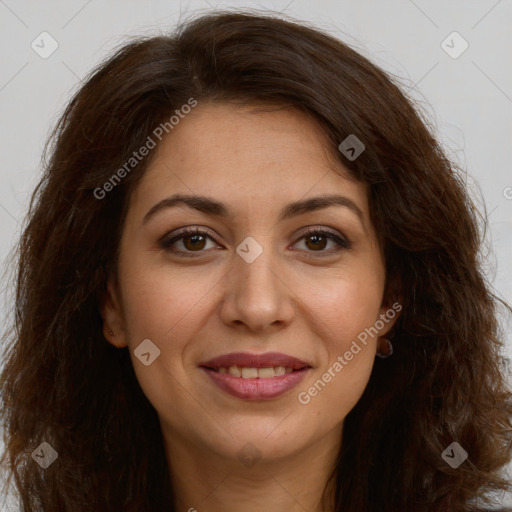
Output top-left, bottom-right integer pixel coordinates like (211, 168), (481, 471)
(184, 235), (206, 250)
(306, 234), (327, 251)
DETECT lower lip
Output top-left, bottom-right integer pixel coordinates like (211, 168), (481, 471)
(201, 367), (310, 400)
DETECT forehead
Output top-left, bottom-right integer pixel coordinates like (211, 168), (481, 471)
(128, 101), (369, 223)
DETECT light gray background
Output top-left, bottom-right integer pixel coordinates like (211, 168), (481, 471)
(1, 0), (511, 509)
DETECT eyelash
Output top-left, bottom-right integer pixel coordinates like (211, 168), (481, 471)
(159, 226), (351, 258)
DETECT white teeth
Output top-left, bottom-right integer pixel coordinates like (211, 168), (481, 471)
(274, 366), (286, 376)
(216, 365), (298, 378)
(228, 365), (241, 377)
(241, 367), (258, 379)
(258, 367), (277, 378)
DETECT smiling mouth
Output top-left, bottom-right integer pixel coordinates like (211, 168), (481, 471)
(198, 351), (312, 399)
(203, 365), (303, 378)
(200, 365), (311, 400)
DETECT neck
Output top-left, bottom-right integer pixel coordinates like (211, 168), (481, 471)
(162, 426), (341, 512)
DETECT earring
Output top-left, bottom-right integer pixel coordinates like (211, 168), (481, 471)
(109, 330), (113, 336)
(376, 338), (393, 358)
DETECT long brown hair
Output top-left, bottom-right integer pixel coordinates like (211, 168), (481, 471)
(1, 10), (511, 512)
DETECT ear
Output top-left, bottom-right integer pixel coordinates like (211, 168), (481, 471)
(377, 300), (402, 338)
(100, 276), (128, 348)
(377, 270), (403, 337)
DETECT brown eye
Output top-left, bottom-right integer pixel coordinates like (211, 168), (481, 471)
(294, 229), (351, 255)
(182, 234), (207, 251)
(304, 233), (328, 251)
(159, 228), (218, 256)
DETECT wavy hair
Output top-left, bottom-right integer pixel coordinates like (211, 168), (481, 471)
(1, 10), (511, 512)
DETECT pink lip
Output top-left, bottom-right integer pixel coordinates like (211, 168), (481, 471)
(201, 367), (310, 400)
(199, 351), (312, 401)
(199, 351), (310, 370)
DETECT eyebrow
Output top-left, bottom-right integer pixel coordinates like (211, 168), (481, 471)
(142, 193), (365, 228)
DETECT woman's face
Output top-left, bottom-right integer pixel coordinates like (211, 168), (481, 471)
(103, 101), (396, 467)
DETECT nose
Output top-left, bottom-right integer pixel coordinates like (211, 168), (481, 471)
(218, 240), (295, 333)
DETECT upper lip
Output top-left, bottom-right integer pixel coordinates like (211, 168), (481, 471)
(199, 352), (311, 370)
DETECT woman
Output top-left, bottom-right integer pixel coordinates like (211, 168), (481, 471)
(1, 10), (511, 512)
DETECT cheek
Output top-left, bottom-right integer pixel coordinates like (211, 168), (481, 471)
(302, 269), (384, 348)
(117, 260), (215, 417)
(120, 260), (217, 345)
(292, 268), (383, 416)
(296, 281), (379, 422)
(300, 351), (375, 427)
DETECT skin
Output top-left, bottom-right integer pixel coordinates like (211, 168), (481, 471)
(102, 101), (399, 512)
